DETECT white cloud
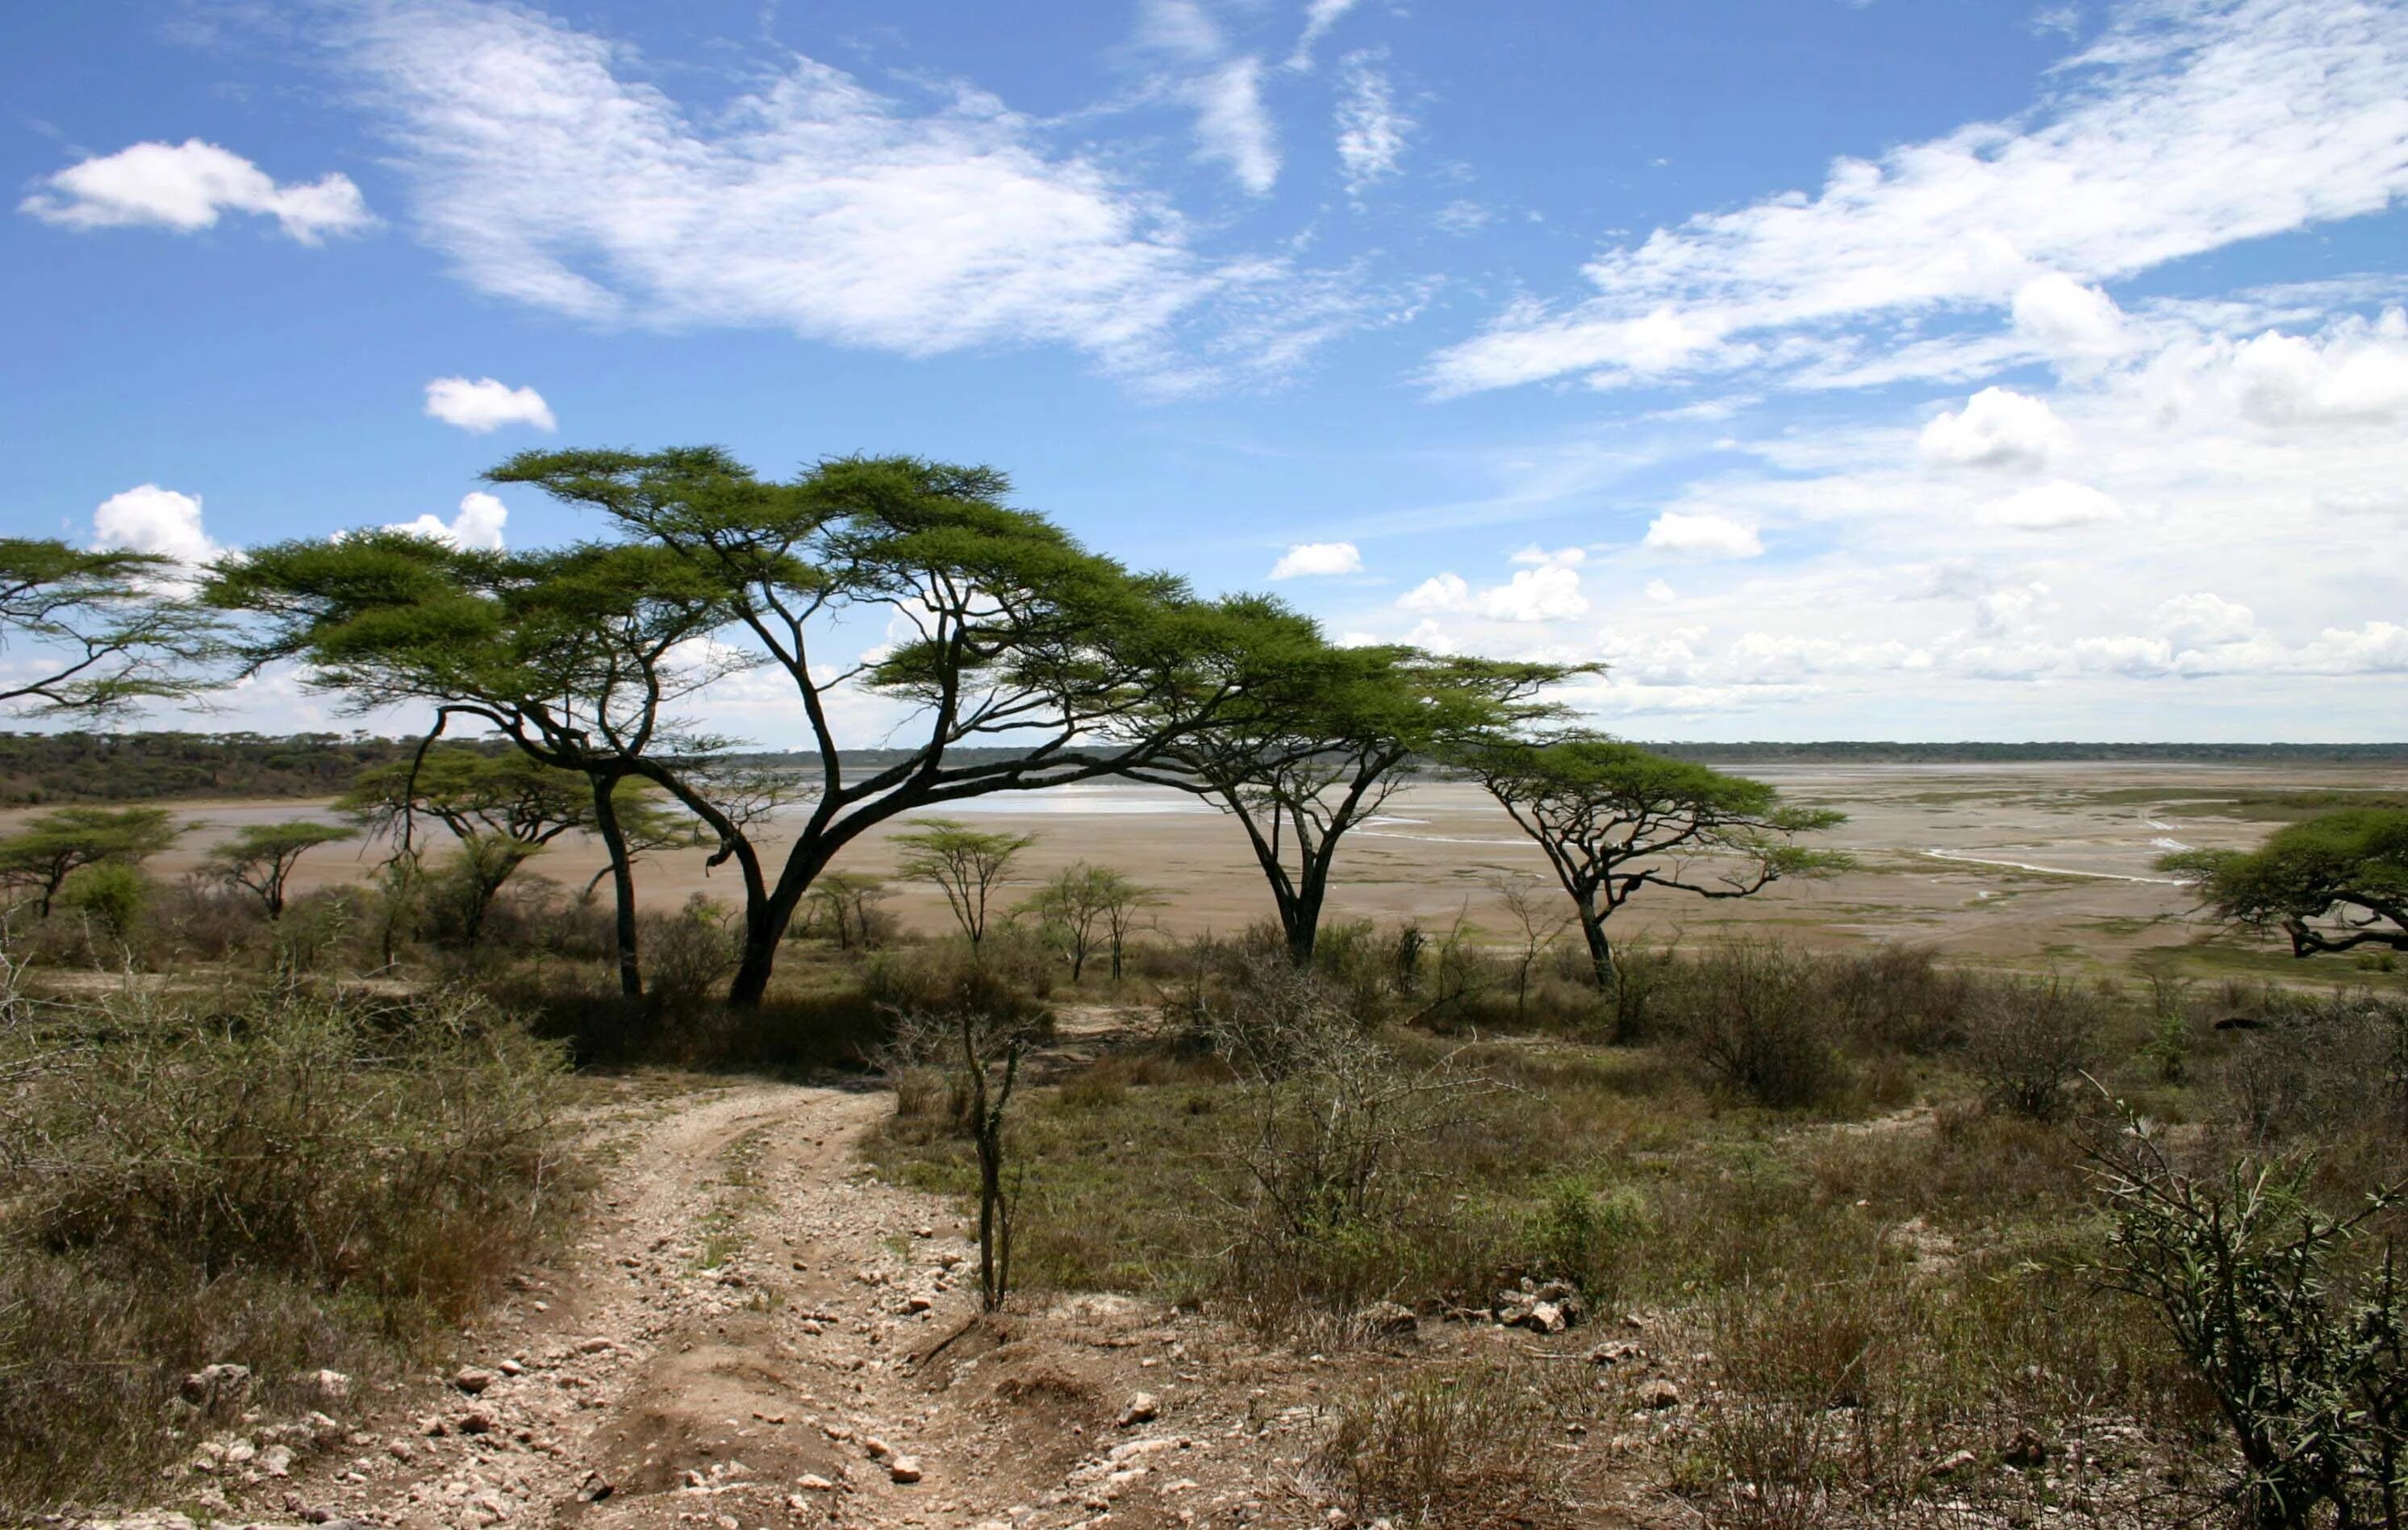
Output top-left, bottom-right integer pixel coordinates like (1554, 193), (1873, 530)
(2011, 273), (2129, 361)
(1268, 540), (1363, 578)
(423, 376), (557, 433)
(21, 139), (373, 244)
(1642, 511), (1763, 558)
(91, 485), (223, 569)
(384, 491), (508, 551)
(1333, 52), (1410, 199)
(340, 0), (1348, 385)
(1479, 565), (1588, 623)
(1976, 479), (2122, 529)
(1918, 386), (2072, 470)
(2226, 310), (2408, 423)
(1287, 0), (1363, 69)
(1399, 572), (1471, 611)
(1644, 578), (1677, 603)
(1193, 56), (1282, 194)
(2152, 592), (2256, 647)
(1509, 544), (1585, 568)
(1425, 0), (2408, 393)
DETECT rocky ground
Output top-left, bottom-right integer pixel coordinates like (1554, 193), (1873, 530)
(81, 1069), (1692, 1530)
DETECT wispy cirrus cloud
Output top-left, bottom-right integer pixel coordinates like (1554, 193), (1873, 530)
(1333, 50), (1410, 200)
(1425, 0), (2408, 394)
(336, 0), (1354, 388)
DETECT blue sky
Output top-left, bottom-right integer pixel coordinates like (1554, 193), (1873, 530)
(6, 0), (2406, 742)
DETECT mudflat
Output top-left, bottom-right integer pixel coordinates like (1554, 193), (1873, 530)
(29, 760), (2404, 974)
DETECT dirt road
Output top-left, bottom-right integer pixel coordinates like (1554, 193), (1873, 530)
(172, 1074), (1358, 1530)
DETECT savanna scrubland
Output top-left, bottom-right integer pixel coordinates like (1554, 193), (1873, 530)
(2, 464), (2405, 1530)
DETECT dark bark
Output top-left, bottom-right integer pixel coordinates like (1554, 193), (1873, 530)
(589, 775), (643, 999)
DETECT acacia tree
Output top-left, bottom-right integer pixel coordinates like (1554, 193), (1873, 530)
(1021, 861), (1154, 981)
(340, 748), (666, 948)
(803, 870), (892, 951)
(211, 536), (741, 996)
(203, 820), (357, 919)
(213, 451), (1273, 1006)
(1126, 632), (1580, 965)
(0, 539), (216, 718)
(894, 819), (1037, 948)
(0, 806), (186, 916)
(2160, 808), (2408, 959)
(1460, 736), (1848, 987)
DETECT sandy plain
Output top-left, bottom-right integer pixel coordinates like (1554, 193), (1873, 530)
(31, 759), (2406, 977)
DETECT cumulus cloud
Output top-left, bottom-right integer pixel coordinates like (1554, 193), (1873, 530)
(1479, 564), (1588, 623)
(2152, 592), (2256, 647)
(1642, 511), (1763, 558)
(384, 491), (508, 550)
(1918, 386), (2072, 470)
(91, 485), (223, 569)
(1425, 0), (2408, 393)
(339, 0), (1350, 385)
(1269, 540), (1363, 578)
(1333, 52), (1410, 199)
(1976, 479), (2122, 529)
(1644, 578), (1677, 603)
(2226, 309), (2408, 423)
(2011, 273), (2129, 361)
(22, 139), (373, 244)
(423, 376), (557, 432)
(1399, 572), (1471, 610)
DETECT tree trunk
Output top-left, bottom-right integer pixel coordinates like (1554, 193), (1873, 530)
(590, 778), (643, 999)
(727, 885), (803, 1007)
(1284, 879), (1326, 968)
(1579, 908), (1615, 990)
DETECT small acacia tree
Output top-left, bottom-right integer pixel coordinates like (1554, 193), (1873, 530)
(203, 820), (357, 919)
(1459, 736), (1848, 987)
(893, 819), (1036, 948)
(1020, 862), (1154, 981)
(1127, 632), (1581, 965)
(2161, 809), (2408, 960)
(0, 538), (215, 719)
(0, 806), (186, 917)
(803, 871), (892, 952)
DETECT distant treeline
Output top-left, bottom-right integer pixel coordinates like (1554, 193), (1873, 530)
(0, 732), (504, 806)
(4, 732), (2402, 806)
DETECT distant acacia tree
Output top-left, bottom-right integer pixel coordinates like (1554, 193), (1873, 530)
(894, 819), (1037, 948)
(0, 806), (186, 916)
(1021, 862), (1157, 981)
(203, 820), (357, 919)
(212, 452), (1268, 1007)
(803, 871), (893, 952)
(1128, 630), (1581, 965)
(2160, 808), (2408, 959)
(1460, 736), (1849, 987)
(0, 538), (216, 719)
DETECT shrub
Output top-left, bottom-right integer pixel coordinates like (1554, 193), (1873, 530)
(2093, 1126), (2407, 1529)
(644, 892), (741, 1014)
(56, 861), (148, 943)
(0, 984), (572, 1510)
(1314, 1361), (1580, 1527)
(1671, 941), (1846, 1109)
(1963, 973), (2105, 1121)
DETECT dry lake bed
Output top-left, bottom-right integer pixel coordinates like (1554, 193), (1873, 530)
(53, 759), (2408, 980)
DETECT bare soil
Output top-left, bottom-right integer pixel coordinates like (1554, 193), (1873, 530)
(111, 1066), (1680, 1530)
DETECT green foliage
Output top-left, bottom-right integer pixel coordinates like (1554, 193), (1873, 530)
(1460, 733), (1850, 985)
(2093, 1133), (2407, 1528)
(2164, 808), (2408, 959)
(1019, 861), (1158, 979)
(203, 818), (357, 918)
(0, 538), (218, 719)
(56, 861), (148, 940)
(893, 818), (1038, 947)
(0, 804), (184, 915)
(0, 731), (461, 807)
